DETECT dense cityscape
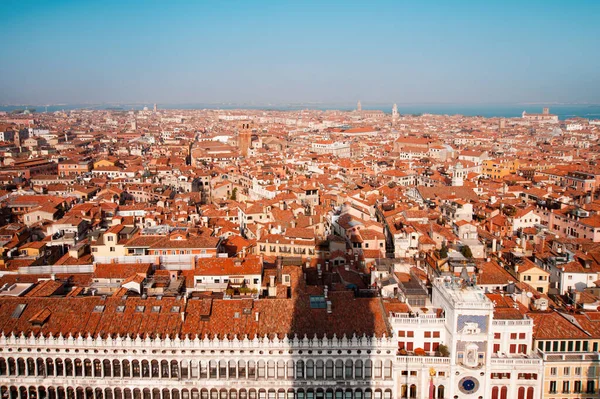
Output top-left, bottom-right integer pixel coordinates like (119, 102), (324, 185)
(0, 103), (598, 399)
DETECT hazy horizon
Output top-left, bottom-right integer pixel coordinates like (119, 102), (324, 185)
(1, 0), (599, 105)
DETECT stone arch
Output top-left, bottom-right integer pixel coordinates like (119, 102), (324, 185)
(46, 358), (55, 376)
(344, 360), (353, 379)
(228, 360), (237, 379)
(73, 359), (83, 377)
(102, 359), (111, 377)
(36, 358), (45, 377)
(141, 360), (150, 378)
(26, 358), (35, 376)
(170, 360), (179, 378)
(83, 359), (92, 377)
(16, 358), (26, 376)
(7, 358), (16, 376)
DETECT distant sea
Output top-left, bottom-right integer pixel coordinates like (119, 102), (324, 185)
(1, 103), (600, 120)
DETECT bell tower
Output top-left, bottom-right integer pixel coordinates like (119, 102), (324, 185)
(238, 122), (253, 157)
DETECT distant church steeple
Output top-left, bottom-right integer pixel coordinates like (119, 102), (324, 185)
(392, 103), (398, 126)
(357, 101), (362, 112)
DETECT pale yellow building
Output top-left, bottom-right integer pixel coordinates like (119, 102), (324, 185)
(482, 159), (520, 180)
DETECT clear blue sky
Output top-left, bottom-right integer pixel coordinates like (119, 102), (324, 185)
(1, 0), (599, 105)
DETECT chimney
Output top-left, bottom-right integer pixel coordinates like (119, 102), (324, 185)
(269, 275), (275, 287)
(276, 256), (283, 282)
(326, 301), (332, 314)
(255, 312), (260, 322)
(181, 312), (186, 322)
(324, 285), (328, 299)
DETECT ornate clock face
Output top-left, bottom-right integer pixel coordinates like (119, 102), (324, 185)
(458, 376), (479, 394)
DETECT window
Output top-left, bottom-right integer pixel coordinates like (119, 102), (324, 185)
(549, 381), (557, 394)
(424, 331), (431, 338)
(494, 333), (501, 339)
(433, 331), (440, 338)
(550, 367), (557, 376)
(564, 367), (570, 376)
(563, 381), (570, 393)
(510, 333), (517, 340)
(575, 367), (581, 376)
(519, 333), (526, 339)
(587, 380), (595, 394)
(110, 247), (115, 252)
(398, 331), (405, 337)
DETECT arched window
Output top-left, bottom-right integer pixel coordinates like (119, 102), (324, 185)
(229, 360), (237, 379)
(316, 360), (324, 379)
(325, 361), (334, 379)
(248, 361), (256, 379)
(36, 358), (45, 376)
(113, 360), (121, 377)
(17, 358), (26, 376)
(267, 361), (276, 379)
(46, 358), (54, 375)
(364, 360), (372, 379)
(409, 385), (416, 399)
(500, 387), (508, 399)
(74, 359), (83, 377)
(517, 387), (525, 399)
(257, 361), (266, 379)
(84, 359), (93, 377)
(277, 361), (285, 379)
(209, 361), (218, 379)
(131, 360), (140, 378)
(286, 360), (294, 379)
(219, 361), (227, 379)
(491, 386), (498, 399)
(0, 358), (8, 375)
(123, 360), (131, 378)
(141, 360), (150, 378)
(65, 359), (74, 376)
(374, 361), (382, 379)
(335, 360), (343, 379)
(354, 360), (363, 379)
(306, 360), (314, 379)
(93, 359), (102, 377)
(526, 387), (534, 399)
(171, 360), (179, 378)
(383, 360), (392, 379)
(295, 361), (304, 379)
(103, 360), (111, 377)
(400, 385), (407, 399)
(7, 358), (16, 375)
(345, 360), (353, 379)
(437, 386), (444, 399)
(26, 358), (35, 376)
